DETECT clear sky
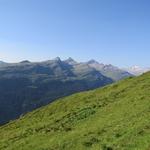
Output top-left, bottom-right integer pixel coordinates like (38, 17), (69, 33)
(0, 0), (150, 67)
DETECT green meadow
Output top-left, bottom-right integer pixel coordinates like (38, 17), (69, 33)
(0, 72), (150, 150)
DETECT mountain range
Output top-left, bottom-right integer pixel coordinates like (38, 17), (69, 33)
(0, 57), (133, 125)
(87, 60), (132, 81)
(0, 71), (149, 150)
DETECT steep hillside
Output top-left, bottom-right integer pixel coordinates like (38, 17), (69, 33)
(0, 72), (149, 150)
(0, 58), (113, 125)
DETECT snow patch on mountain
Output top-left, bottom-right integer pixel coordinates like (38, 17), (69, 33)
(124, 66), (150, 76)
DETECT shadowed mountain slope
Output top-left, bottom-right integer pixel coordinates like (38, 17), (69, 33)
(0, 58), (113, 125)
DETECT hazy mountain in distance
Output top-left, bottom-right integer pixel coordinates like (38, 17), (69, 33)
(64, 57), (77, 65)
(0, 60), (8, 67)
(124, 66), (150, 76)
(87, 59), (133, 81)
(20, 60), (31, 64)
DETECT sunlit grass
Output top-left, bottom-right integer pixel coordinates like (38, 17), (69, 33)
(0, 72), (150, 150)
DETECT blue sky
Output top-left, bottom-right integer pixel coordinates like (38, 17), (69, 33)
(0, 0), (150, 67)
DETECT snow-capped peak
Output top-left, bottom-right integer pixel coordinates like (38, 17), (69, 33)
(124, 66), (150, 76)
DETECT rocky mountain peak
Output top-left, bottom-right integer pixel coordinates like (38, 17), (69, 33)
(20, 60), (31, 63)
(53, 57), (61, 61)
(87, 59), (100, 64)
(64, 57), (77, 65)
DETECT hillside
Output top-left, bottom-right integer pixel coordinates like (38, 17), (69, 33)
(0, 58), (132, 125)
(0, 72), (149, 150)
(0, 58), (113, 125)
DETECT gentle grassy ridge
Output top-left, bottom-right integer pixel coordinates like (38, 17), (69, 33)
(0, 72), (150, 150)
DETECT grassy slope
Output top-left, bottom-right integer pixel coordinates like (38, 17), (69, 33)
(0, 72), (150, 150)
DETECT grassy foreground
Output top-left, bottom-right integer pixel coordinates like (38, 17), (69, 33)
(0, 72), (150, 150)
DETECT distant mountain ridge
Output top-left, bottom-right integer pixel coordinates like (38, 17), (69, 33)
(0, 58), (133, 81)
(86, 59), (132, 81)
(0, 57), (132, 125)
(0, 61), (8, 67)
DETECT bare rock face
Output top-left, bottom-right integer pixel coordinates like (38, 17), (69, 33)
(87, 60), (133, 81)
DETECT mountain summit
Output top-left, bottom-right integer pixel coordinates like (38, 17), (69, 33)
(64, 57), (77, 65)
(87, 60), (132, 81)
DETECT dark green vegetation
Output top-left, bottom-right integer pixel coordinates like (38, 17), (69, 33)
(0, 72), (149, 150)
(0, 58), (132, 125)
